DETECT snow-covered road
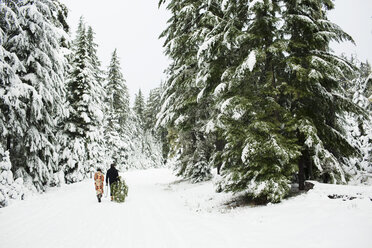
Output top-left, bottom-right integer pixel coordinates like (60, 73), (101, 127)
(0, 168), (371, 248)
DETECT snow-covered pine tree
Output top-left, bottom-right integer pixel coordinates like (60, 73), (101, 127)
(282, 0), (365, 187)
(84, 25), (106, 175)
(106, 49), (130, 125)
(208, 0), (301, 203)
(142, 86), (168, 162)
(133, 89), (145, 125)
(213, 0), (367, 201)
(352, 60), (372, 112)
(0, 0), (25, 160)
(158, 0), (215, 182)
(190, 0), (229, 182)
(341, 56), (372, 179)
(120, 107), (163, 169)
(144, 87), (161, 132)
(104, 49), (130, 168)
(121, 87), (162, 169)
(61, 18), (105, 183)
(1, 0), (70, 191)
(144, 84), (170, 160)
(86, 26), (105, 104)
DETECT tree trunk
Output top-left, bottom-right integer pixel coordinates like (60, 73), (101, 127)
(215, 139), (225, 175)
(217, 163), (221, 175)
(298, 154), (305, 190)
(7, 135), (11, 150)
(307, 157), (313, 180)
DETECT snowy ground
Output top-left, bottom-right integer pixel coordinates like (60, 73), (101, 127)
(0, 168), (371, 248)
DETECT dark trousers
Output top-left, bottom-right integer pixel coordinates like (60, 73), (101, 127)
(109, 182), (116, 196)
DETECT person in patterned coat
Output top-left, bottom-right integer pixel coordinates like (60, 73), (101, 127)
(94, 168), (105, 203)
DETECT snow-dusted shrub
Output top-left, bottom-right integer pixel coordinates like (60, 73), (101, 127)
(0, 147), (29, 208)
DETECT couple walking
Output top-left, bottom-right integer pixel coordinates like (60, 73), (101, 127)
(94, 163), (119, 202)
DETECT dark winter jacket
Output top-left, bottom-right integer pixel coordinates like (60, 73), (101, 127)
(106, 167), (119, 185)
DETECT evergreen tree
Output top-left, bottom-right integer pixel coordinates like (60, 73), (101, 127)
(84, 24), (106, 175)
(133, 89), (145, 123)
(341, 56), (372, 177)
(104, 49), (130, 167)
(1, 0), (70, 191)
(144, 87), (162, 132)
(120, 107), (163, 169)
(0, 0), (25, 158)
(106, 49), (130, 125)
(86, 26), (105, 93)
(146, 83), (170, 160)
(282, 0), (363, 187)
(208, 0), (301, 202)
(61, 18), (105, 183)
(158, 0), (214, 182)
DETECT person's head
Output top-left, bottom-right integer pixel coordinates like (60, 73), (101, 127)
(97, 168), (102, 172)
(111, 163), (116, 169)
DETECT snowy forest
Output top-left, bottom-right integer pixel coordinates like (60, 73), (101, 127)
(1, 0), (372, 208)
(0, 0), (164, 207)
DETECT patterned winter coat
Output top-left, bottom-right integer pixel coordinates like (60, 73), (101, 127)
(94, 171), (105, 195)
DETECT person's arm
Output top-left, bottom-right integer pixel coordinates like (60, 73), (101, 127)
(106, 171), (109, 185)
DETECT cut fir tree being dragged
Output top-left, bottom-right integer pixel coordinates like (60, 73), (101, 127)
(111, 177), (129, 203)
(106, 163), (129, 202)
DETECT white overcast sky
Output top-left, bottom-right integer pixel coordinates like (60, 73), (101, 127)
(60, 0), (372, 103)
(60, 0), (170, 104)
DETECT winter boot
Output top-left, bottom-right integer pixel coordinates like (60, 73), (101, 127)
(97, 194), (102, 203)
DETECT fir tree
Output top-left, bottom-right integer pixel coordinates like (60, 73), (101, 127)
(133, 89), (145, 123)
(61, 18), (105, 183)
(282, 0), (363, 187)
(0, 0), (25, 158)
(341, 56), (372, 177)
(1, 0), (70, 191)
(145, 84), (170, 160)
(209, 0), (301, 202)
(106, 49), (130, 125)
(158, 0), (214, 182)
(86, 26), (104, 93)
(84, 24), (106, 175)
(144, 87), (162, 132)
(104, 49), (130, 167)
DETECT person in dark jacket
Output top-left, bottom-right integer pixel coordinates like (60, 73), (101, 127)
(106, 163), (119, 201)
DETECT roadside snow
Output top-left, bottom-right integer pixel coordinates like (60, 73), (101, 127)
(0, 168), (371, 248)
